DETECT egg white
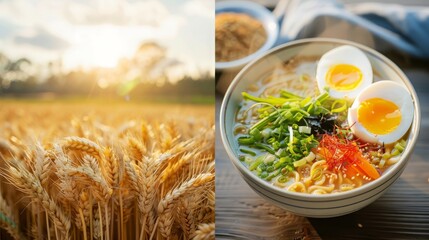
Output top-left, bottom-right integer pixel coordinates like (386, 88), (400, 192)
(316, 45), (373, 100)
(347, 81), (414, 144)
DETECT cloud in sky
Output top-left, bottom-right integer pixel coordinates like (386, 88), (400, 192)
(0, 18), (17, 38)
(183, 0), (214, 18)
(0, 0), (171, 27)
(14, 28), (70, 50)
(0, 0), (214, 76)
(63, 0), (170, 26)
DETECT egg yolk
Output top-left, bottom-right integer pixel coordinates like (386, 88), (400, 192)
(357, 98), (401, 135)
(326, 64), (362, 91)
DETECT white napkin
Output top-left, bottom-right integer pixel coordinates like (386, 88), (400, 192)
(276, 0), (429, 58)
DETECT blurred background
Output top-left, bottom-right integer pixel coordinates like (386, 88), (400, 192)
(216, 0), (429, 93)
(0, 0), (214, 103)
(234, 0), (428, 7)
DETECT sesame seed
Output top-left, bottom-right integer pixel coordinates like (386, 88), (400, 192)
(358, 223), (363, 228)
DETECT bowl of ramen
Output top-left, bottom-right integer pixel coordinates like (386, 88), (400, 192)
(219, 38), (421, 217)
(215, 1), (278, 71)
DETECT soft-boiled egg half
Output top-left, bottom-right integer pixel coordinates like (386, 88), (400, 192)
(316, 45), (373, 99)
(347, 81), (414, 144)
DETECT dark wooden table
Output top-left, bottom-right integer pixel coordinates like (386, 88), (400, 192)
(215, 55), (429, 239)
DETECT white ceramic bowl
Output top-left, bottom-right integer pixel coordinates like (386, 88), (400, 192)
(219, 38), (421, 218)
(215, 1), (279, 71)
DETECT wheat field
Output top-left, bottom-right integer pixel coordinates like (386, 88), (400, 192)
(0, 100), (215, 240)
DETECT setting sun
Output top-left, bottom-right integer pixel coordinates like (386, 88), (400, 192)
(63, 26), (134, 69)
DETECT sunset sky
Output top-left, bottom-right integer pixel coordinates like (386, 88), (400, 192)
(0, 0), (214, 78)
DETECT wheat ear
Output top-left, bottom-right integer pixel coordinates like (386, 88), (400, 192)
(62, 137), (102, 159)
(127, 137), (145, 162)
(178, 198), (197, 238)
(138, 156), (160, 213)
(182, 182), (214, 238)
(158, 172), (214, 213)
(8, 161), (71, 237)
(137, 156), (160, 239)
(74, 190), (91, 231)
(67, 165), (113, 202)
(0, 138), (16, 158)
(125, 157), (158, 239)
(33, 143), (51, 187)
(160, 152), (193, 185)
(103, 147), (118, 240)
(103, 147), (119, 187)
(157, 173), (214, 238)
(192, 223), (215, 240)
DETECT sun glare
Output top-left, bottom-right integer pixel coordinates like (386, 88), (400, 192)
(63, 26), (134, 69)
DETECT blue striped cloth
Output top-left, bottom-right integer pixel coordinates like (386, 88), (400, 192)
(276, 0), (429, 58)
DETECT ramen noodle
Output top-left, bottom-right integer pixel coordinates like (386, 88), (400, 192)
(234, 57), (411, 194)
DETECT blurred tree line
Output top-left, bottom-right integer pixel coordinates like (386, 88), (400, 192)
(0, 42), (214, 103)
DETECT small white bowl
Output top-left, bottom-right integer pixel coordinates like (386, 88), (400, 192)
(215, 1), (279, 71)
(219, 38), (421, 218)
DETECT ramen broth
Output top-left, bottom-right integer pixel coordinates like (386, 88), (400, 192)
(234, 57), (408, 194)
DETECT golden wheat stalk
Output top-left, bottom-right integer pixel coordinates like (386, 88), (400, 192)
(103, 147), (119, 188)
(66, 165), (113, 202)
(127, 137), (145, 162)
(7, 160), (71, 237)
(157, 172), (214, 238)
(192, 223), (215, 240)
(137, 156), (160, 239)
(0, 138), (16, 159)
(1, 103), (215, 239)
(178, 198), (197, 238)
(33, 143), (51, 187)
(62, 137), (103, 160)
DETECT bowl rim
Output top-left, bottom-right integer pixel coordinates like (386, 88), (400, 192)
(219, 37), (421, 201)
(215, 0), (279, 70)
